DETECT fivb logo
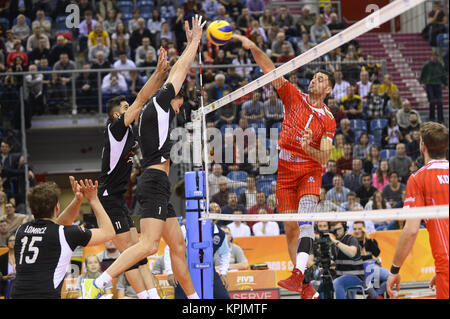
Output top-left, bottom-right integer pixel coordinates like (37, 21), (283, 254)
(65, 4), (81, 29)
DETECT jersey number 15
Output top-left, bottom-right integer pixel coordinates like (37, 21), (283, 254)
(19, 236), (42, 265)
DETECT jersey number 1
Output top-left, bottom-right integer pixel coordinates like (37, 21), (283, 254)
(19, 236), (42, 265)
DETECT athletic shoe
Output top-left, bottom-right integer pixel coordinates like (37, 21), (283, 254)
(81, 279), (105, 299)
(301, 282), (319, 299)
(278, 268), (304, 293)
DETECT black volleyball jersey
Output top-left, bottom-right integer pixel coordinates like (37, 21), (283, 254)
(98, 114), (136, 197)
(12, 220), (92, 299)
(138, 82), (176, 167)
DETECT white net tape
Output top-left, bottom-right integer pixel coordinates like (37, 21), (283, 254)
(191, 0), (428, 121)
(204, 205), (449, 222)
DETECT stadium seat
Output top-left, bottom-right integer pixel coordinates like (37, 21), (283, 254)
(0, 17), (10, 30)
(380, 149), (396, 160)
(368, 134), (375, 145)
(372, 129), (383, 145)
(56, 16), (68, 30)
(249, 122), (266, 132)
(259, 184), (272, 198)
(436, 33), (449, 56)
(161, 6), (176, 20)
(227, 170), (248, 182)
(256, 175), (276, 190)
(370, 119), (388, 131)
(137, 0), (155, 6)
(220, 123), (238, 135)
(233, 187), (246, 198)
(117, 1), (134, 15)
(350, 119), (367, 131)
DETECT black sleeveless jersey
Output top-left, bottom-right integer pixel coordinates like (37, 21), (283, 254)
(12, 220), (92, 299)
(137, 82), (176, 167)
(98, 114), (136, 197)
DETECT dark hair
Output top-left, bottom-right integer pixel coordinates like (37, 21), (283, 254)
(318, 69), (335, 89)
(347, 192), (356, 198)
(389, 170), (399, 178)
(362, 173), (371, 179)
(353, 221), (366, 227)
(27, 182), (60, 219)
(106, 95), (127, 119)
(420, 121), (449, 159)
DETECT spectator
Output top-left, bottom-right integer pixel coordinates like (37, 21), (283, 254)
(329, 133), (345, 162)
(87, 22), (110, 50)
(211, 177), (230, 207)
(315, 187), (342, 212)
(326, 174), (350, 206)
(296, 5), (315, 32)
(384, 88), (402, 116)
(296, 31), (316, 55)
(406, 129), (421, 161)
(147, 8), (165, 45)
(53, 53), (76, 86)
(276, 42), (295, 64)
(310, 14), (331, 44)
(252, 207), (280, 236)
(236, 7), (251, 33)
(259, 8), (274, 31)
(24, 63), (44, 119)
(11, 14), (30, 43)
(26, 25), (49, 53)
(0, 202), (28, 235)
(372, 159), (390, 191)
(404, 160), (419, 184)
(220, 193), (246, 225)
(45, 73), (68, 114)
(209, 73), (230, 101)
(344, 159), (364, 192)
(340, 85), (363, 120)
(90, 50), (111, 70)
(97, 240), (120, 272)
(113, 51), (136, 81)
(365, 192), (392, 229)
(365, 83), (384, 122)
(137, 50), (157, 77)
(209, 163), (247, 196)
(332, 70), (350, 102)
(0, 233), (15, 298)
(420, 51), (448, 123)
(382, 171), (406, 208)
(202, 0), (220, 19)
(403, 113), (421, 143)
(217, 225), (249, 270)
(102, 8), (120, 35)
(6, 40), (28, 66)
(246, 191), (274, 229)
(111, 21), (130, 50)
(130, 17), (152, 54)
(353, 133), (370, 160)
(382, 114), (403, 149)
(340, 192), (364, 212)
(337, 143), (354, 177)
(128, 69), (146, 100)
(246, 0), (265, 19)
(88, 35), (110, 64)
(78, 10), (98, 53)
(128, 8), (141, 33)
(378, 74), (398, 98)
(31, 9), (51, 38)
(76, 63), (98, 113)
(327, 12), (346, 35)
(9, 0), (32, 24)
(111, 34), (130, 61)
(157, 22), (176, 49)
(388, 143), (412, 183)
(270, 31), (294, 61)
(330, 221), (375, 299)
(4, 30), (19, 53)
(241, 91), (264, 125)
(356, 173), (377, 208)
(101, 70), (127, 96)
(227, 208), (251, 238)
(76, 255), (113, 296)
(171, 7), (187, 51)
(327, 96), (347, 129)
(336, 118), (355, 145)
(396, 99), (421, 131)
(48, 35), (74, 67)
(232, 48), (253, 80)
(239, 175), (258, 210)
(352, 221), (389, 298)
(264, 90), (284, 129)
(95, 0), (120, 23)
(422, 1), (448, 47)
(355, 70), (371, 100)
(322, 160), (337, 191)
(226, 0), (243, 22)
(246, 19), (267, 44)
(0, 219), (8, 247)
(0, 140), (23, 199)
(28, 37), (49, 65)
(276, 5), (294, 32)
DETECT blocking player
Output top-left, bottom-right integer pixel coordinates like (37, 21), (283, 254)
(233, 34), (336, 299)
(83, 15), (206, 299)
(11, 178), (115, 299)
(387, 122), (449, 299)
(91, 47), (170, 299)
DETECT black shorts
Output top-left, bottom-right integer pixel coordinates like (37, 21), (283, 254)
(99, 195), (135, 234)
(137, 168), (177, 221)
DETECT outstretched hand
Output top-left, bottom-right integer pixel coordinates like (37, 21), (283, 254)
(69, 176), (83, 202)
(185, 14), (206, 44)
(79, 179), (99, 202)
(156, 47), (170, 74)
(232, 34), (255, 50)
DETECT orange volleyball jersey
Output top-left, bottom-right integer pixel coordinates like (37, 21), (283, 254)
(276, 81), (336, 165)
(403, 159), (449, 273)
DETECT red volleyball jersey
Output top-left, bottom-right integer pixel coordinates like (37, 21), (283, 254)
(276, 81), (336, 165)
(403, 159), (449, 273)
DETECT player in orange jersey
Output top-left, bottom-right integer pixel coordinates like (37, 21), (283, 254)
(387, 122), (449, 299)
(233, 35), (336, 299)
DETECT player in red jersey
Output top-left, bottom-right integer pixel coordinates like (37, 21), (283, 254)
(387, 122), (449, 299)
(233, 35), (336, 299)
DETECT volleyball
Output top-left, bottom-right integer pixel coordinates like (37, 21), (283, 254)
(206, 20), (233, 46)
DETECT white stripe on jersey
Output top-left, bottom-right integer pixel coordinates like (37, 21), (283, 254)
(153, 96), (170, 150)
(107, 124), (130, 175)
(54, 226), (73, 289)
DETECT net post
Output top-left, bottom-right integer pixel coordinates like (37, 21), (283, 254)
(184, 170), (214, 299)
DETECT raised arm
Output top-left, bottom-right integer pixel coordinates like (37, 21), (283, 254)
(124, 48), (170, 126)
(232, 34), (285, 89)
(55, 176), (84, 226)
(165, 15), (207, 95)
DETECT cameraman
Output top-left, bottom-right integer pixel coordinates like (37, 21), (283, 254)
(353, 221), (389, 298)
(329, 221), (379, 299)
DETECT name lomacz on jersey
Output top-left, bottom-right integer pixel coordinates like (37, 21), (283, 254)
(24, 225), (47, 235)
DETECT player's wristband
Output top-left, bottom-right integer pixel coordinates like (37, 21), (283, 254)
(390, 265), (400, 275)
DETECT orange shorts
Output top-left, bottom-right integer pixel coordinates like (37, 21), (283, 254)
(435, 270), (449, 299)
(276, 158), (323, 212)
